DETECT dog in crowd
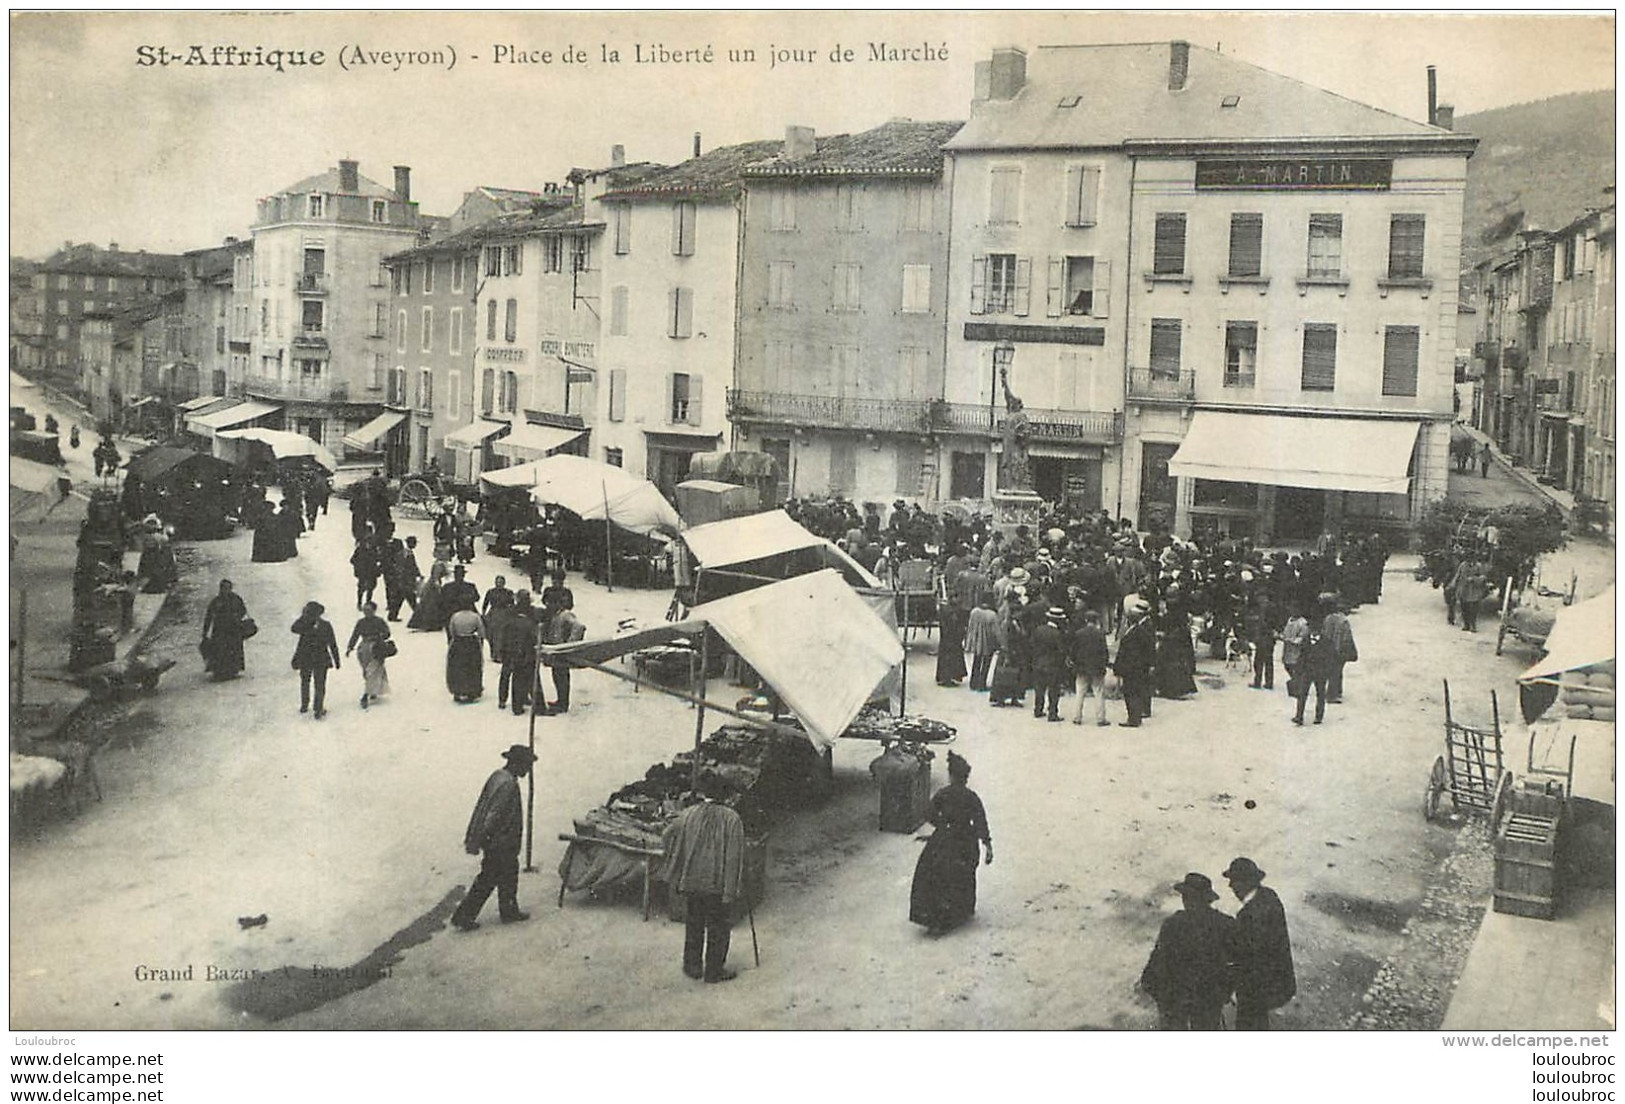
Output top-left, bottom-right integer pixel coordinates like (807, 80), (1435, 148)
(1223, 632), (1254, 671)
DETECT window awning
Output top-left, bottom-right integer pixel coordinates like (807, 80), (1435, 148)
(644, 428), (723, 451)
(126, 395), (161, 408)
(491, 422), (584, 460)
(340, 410), (408, 451)
(443, 419), (509, 449)
(177, 394), (231, 413)
(1168, 412), (1422, 495)
(186, 400), (281, 435)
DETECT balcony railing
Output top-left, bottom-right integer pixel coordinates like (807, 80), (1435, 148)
(292, 327), (327, 348)
(242, 376), (352, 403)
(728, 389), (934, 434)
(1128, 367), (1196, 402)
(296, 272), (329, 294)
(726, 389), (1122, 445)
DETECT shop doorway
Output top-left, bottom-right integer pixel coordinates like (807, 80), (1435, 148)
(1275, 486), (1325, 543)
(761, 438), (791, 503)
(949, 450), (985, 500)
(1032, 456), (1102, 513)
(1138, 443), (1178, 533)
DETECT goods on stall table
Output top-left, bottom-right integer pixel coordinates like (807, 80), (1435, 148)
(842, 706), (957, 745)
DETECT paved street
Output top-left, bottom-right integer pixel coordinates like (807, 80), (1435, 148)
(11, 462), (1607, 1029)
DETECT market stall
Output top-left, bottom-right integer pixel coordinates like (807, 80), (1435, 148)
(121, 446), (241, 540)
(215, 426), (337, 477)
(540, 570), (904, 916)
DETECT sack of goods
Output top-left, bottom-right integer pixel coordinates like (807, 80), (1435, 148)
(1560, 667), (1615, 721)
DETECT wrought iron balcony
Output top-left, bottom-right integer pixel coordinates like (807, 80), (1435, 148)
(242, 376), (352, 403)
(296, 272), (329, 294)
(727, 389), (934, 434)
(932, 400), (1122, 444)
(1128, 367), (1196, 402)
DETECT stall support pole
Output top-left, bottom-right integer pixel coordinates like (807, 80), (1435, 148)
(602, 481), (615, 593)
(690, 632), (710, 794)
(898, 589), (908, 717)
(522, 664), (541, 872)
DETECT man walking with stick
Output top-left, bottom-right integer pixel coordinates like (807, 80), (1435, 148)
(450, 745), (536, 932)
(663, 771), (748, 982)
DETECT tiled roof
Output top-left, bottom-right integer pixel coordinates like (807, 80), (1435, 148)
(38, 244), (185, 277)
(277, 167), (400, 200)
(386, 202), (603, 262)
(476, 185), (550, 210)
(745, 120), (964, 178)
(601, 140), (784, 202)
(949, 42), (1457, 151)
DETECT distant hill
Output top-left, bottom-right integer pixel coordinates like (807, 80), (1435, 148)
(1457, 90), (1615, 272)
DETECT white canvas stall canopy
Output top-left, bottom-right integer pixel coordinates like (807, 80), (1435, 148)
(491, 422), (585, 461)
(481, 454), (681, 536)
(177, 394), (231, 413)
(185, 399), (281, 438)
(543, 570), (902, 750)
(1169, 412), (1422, 494)
(340, 410), (407, 452)
(216, 427), (337, 472)
(443, 419), (508, 449)
(9, 457), (70, 522)
(1520, 586), (1617, 684)
(678, 509), (881, 603)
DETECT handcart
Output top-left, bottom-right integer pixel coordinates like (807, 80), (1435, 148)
(894, 559), (939, 644)
(1424, 679), (1505, 822)
(1496, 570), (1577, 656)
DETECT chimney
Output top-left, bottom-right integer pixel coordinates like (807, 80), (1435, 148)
(693, 132), (702, 159)
(393, 165), (411, 202)
(987, 47), (1027, 101)
(1169, 41), (1190, 91)
(973, 60), (991, 102)
(1427, 65), (1438, 126)
(339, 159), (359, 192)
(108, 242), (119, 252)
(784, 125), (815, 160)
(1434, 103), (1455, 131)
(610, 143), (626, 168)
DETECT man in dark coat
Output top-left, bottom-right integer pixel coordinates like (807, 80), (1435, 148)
(1112, 599), (1156, 727)
(1223, 857), (1296, 1030)
(662, 771), (747, 982)
(383, 534), (422, 622)
(441, 564), (481, 614)
(1069, 609), (1111, 726)
(1140, 872), (1236, 1030)
(450, 744), (535, 931)
(1029, 607), (1070, 722)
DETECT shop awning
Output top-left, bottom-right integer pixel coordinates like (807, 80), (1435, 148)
(543, 570), (902, 750)
(340, 410), (407, 451)
(177, 394), (231, 412)
(216, 427), (337, 472)
(491, 422), (584, 460)
(126, 395), (161, 409)
(443, 419), (508, 449)
(186, 400), (281, 435)
(1520, 586), (1616, 683)
(1168, 412), (1422, 495)
(644, 428), (723, 450)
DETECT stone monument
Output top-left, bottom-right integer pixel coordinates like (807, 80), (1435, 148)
(993, 364), (1043, 529)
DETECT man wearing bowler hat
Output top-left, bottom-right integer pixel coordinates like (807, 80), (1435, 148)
(451, 745), (536, 931)
(1139, 872), (1236, 1029)
(1223, 857), (1296, 1029)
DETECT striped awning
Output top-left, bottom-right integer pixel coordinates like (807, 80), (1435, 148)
(340, 410), (407, 451)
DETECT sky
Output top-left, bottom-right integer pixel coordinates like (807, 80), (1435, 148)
(8, 9), (1616, 259)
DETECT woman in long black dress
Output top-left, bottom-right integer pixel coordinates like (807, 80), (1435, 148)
(200, 579), (250, 680)
(909, 751), (993, 936)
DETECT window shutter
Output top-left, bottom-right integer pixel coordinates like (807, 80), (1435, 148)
(1064, 165), (1084, 226)
(1092, 260), (1110, 318)
(1056, 351), (1080, 410)
(610, 286), (629, 336)
(1154, 213), (1186, 275)
(1149, 319), (1182, 377)
(687, 374), (704, 425)
(609, 368), (627, 421)
(667, 288), (679, 337)
(1228, 213), (1263, 277)
(1013, 258), (1032, 317)
(676, 287), (694, 338)
(1046, 258), (1064, 318)
(664, 373), (676, 424)
(614, 206), (630, 255)
(1382, 326), (1420, 397)
(1301, 325), (1338, 391)
(1389, 215), (1426, 279)
(969, 255), (988, 315)
(1079, 167), (1100, 227)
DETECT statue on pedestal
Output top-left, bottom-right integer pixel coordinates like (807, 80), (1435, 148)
(997, 365), (1032, 493)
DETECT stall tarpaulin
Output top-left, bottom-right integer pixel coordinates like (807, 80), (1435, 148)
(1520, 586), (1617, 683)
(9, 457), (69, 521)
(486, 454), (681, 536)
(544, 570), (902, 750)
(680, 509), (882, 588)
(216, 427), (337, 472)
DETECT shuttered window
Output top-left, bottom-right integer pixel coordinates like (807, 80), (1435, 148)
(1382, 325), (1420, 396)
(1064, 164), (1101, 227)
(1224, 322), (1258, 387)
(609, 286), (629, 336)
(1149, 318), (1182, 378)
(1301, 324), (1338, 391)
(671, 202), (696, 256)
(485, 300), (497, 342)
(828, 438), (857, 493)
(1228, 213), (1263, 277)
(900, 265), (931, 313)
(1153, 213), (1187, 275)
(988, 167), (1022, 226)
(504, 299), (517, 343)
(1307, 214), (1342, 278)
(767, 262), (794, 310)
(1388, 215), (1426, 279)
(608, 368), (627, 421)
(894, 439), (926, 495)
(613, 206), (631, 254)
(668, 286), (694, 338)
(832, 263), (862, 311)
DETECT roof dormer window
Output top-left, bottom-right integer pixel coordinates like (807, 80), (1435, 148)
(1221, 95), (1242, 108)
(308, 194), (325, 219)
(1057, 94), (1082, 109)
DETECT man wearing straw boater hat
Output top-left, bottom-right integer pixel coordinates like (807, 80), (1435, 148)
(450, 745), (537, 932)
(1139, 872), (1235, 1030)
